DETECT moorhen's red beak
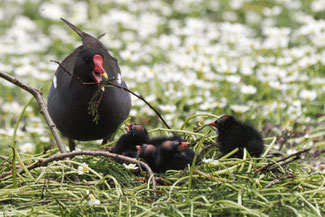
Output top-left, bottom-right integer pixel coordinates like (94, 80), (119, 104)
(178, 142), (189, 151)
(125, 124), (133, 132)
(93, 54), (108, 83)
(209, 121), (218, 128)
(135, 145), (141, 158)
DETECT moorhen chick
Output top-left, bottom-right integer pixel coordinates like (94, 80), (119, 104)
(48, 18), (131, 150)
(148, 135), (183, 147)
(169, 148), (201, 170)
(209, 115), (264, 158)
(136, 144), (157, 171)
(154, 140), (189, 173)
(112, 124), (149, 158)
(137, 140), (199, 173)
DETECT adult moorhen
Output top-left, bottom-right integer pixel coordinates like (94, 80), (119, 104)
(48, 18), (131, 149)
(209, 115), (264, 158)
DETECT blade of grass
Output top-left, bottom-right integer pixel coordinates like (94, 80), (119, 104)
(11, 96), (35, 187)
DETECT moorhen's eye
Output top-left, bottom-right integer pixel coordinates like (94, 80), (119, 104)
(84, 57), (91, 63)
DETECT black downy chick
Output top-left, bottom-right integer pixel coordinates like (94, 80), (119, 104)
(154, 140), (191, 173)
(137, 135), (199, 173)
(136, 144), (157, 172)
(210, 115), (264, 158)
(137, 140), (189, 173)
(112, 124), (149, 158)
(168, 148), (201, 171)
(148, 134), (183, 147)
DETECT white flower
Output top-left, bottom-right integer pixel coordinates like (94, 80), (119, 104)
(230, 105), (250, 114)
(226, 75), (241, 83)
(39, 136), (50, 143)
(240, 85), (257, 95)
(39, 3), (65, 20)
(299, 89), (317, 101)
(202, 158), (219, 166)
(304, 135), (310, 140)
(86, 191), (101, 206)
(19, 142), (35, 153)
(287, 101), (303, 119)
(123, 163), (138, 170)
(25, 121), (45, 135)
(159, 104), (177, 112)
(2, 102), (23, 114)
(78, 163), (89, 175)
(311, 0), (325, 12)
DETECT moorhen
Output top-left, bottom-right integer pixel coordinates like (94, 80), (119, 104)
(113, 124), (149, 158)
(148, 135), (183, 147)
(168, 148), (201, 170)
(210, 115), (264, 158)
(137, 139), (199, 173)
(154, 140), (189, 173)
(48, 18), (131, 149)
(136, 144), (157, 171)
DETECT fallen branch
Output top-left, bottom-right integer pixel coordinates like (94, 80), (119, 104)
(51, 60), (171, 129)
(255, 148), (311, 173)
(265, 172), (295, 188)
(267, 156), (300, 172)
(0, 71), (66, 154)
(0, 150), (157, 192)
(194, 169), (229, 183)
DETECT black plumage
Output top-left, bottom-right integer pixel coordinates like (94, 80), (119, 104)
(210, 115), (264, 158)
(166, 148), (200, 171)
(136, 144), (157, 171)
(137, 139), (198, 173)
(48, 18), (131, 148)
(148, 135), (183, 147)
(113, 124), (149, 158)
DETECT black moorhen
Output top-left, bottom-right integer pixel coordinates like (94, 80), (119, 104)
(154, 140), (189, 172)
(148, 135), (183, 147)
(48, 18), (131, 149)
(209, 115), (264, 158)
(171, 148), (201, 169)
(137, 140), (199, 173)
(112, 124), (149, 158)
(136, 144), (157, 171)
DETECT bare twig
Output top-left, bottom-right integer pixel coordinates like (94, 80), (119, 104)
(0, 150), (157, 192)
(193, 124), (212, 133)
(103, 81), (170, 129)
(50, 60), (98, 85)
(0, 71), (66, 154)
(265, 172), (295, 188)
(255, 148), (311, 173)
(194, 169), (229, 182)
(52, 60), (171, 129)
(267, 156), (300, 172)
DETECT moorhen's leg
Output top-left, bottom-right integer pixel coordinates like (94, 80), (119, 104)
(101, 139), (108, 145)
(68, 138), (76, 151)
